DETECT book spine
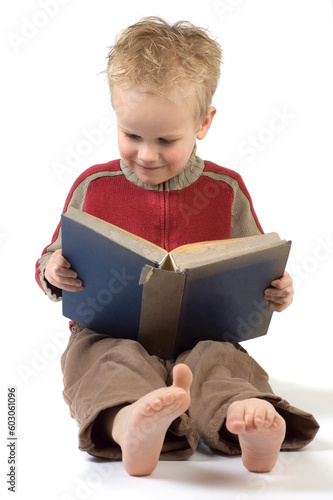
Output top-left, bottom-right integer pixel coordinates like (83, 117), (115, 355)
(138, 267), (186, 358)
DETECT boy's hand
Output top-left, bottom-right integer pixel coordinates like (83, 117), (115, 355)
(45, 249), (83, 292)
(264, 271), (294, 312)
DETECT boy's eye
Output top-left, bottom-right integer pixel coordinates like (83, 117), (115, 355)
(159, 138), (175, 145)
(124, 133), (176, 145)
(125, 133), (140, 140)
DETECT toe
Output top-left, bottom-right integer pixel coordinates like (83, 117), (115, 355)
(226, 402), (246, 434)
(141, 402), (156, 417)
(253, 406), (268, 428)
(150, 398), (164, 411)
(172, 364), (193, 390)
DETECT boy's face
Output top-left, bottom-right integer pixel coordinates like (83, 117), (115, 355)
(113, 86), (215, 185)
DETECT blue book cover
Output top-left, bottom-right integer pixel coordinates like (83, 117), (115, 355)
(61, 208), (167, 340)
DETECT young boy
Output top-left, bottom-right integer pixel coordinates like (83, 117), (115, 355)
(35, 17), (319, 477)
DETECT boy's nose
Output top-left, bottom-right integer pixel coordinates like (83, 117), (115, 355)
(138, 143), (159, 163)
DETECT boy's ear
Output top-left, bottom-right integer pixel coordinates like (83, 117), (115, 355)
(196, 107), (216, 140)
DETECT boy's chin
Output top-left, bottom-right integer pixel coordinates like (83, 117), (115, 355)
(136, 173), (172, 186)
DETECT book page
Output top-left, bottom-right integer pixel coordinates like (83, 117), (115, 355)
(170, 233), (284, 271)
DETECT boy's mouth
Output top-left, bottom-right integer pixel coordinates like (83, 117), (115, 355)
(136, 162), (165, 171)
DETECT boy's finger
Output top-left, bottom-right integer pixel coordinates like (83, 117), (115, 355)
(271, 271), (293, 289)
(268, 301), (290, 312)
(55, 267), (78, 279)
(53, 249), (71, 268)
(53, 276), (83, 291)
(264, 285), (293, 300)
(267, 295), (290, 306)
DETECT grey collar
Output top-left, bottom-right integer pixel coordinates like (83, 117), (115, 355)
(119, 145), (205, 191)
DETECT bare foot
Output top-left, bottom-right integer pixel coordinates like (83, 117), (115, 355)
(111, 363), (192, 476)
(226, 398), (286, 473)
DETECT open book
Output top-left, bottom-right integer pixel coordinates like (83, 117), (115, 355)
(61, 207), (291, 358)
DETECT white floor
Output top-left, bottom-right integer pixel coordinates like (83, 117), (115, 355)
(14, 389), (333, 500)
(5, 338), (333, 500)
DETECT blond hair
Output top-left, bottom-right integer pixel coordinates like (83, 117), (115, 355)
(106, 17), (222, 124)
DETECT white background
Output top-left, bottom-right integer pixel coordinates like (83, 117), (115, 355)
(1, 1), (333, 499)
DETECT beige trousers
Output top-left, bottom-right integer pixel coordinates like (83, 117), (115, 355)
(61, 325), (319, 460)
